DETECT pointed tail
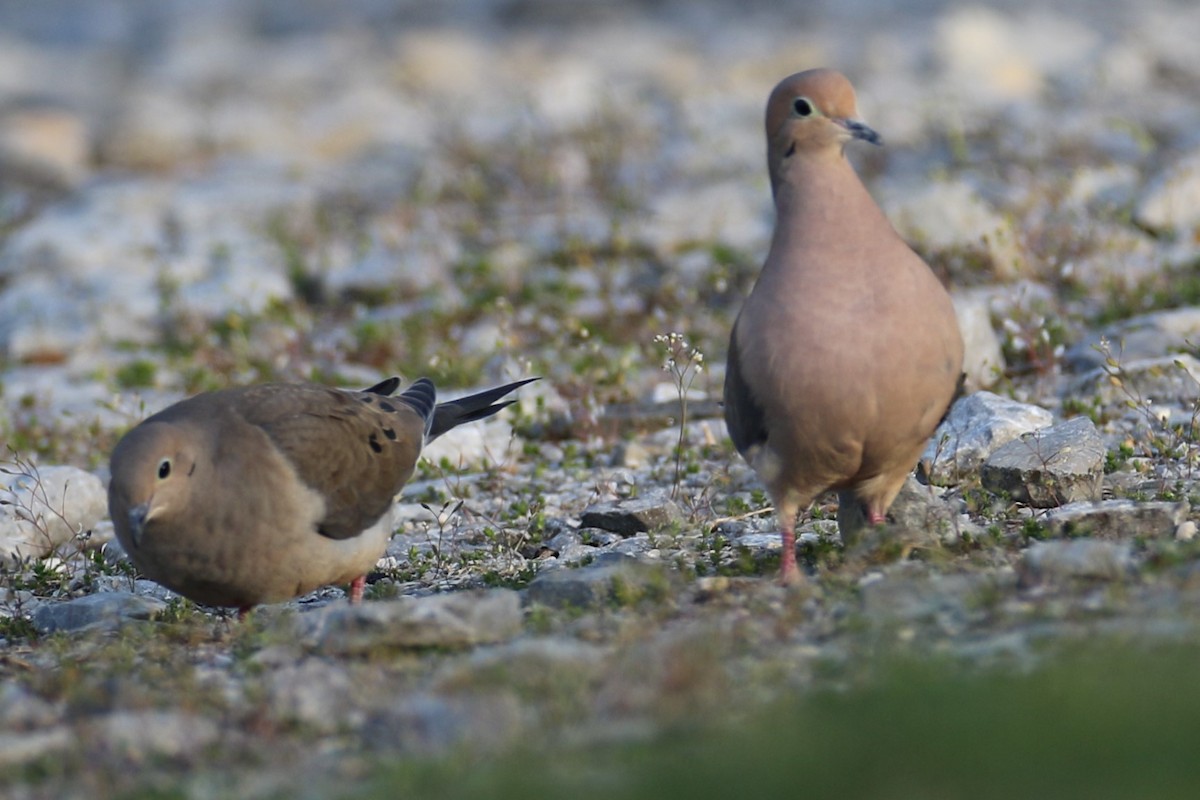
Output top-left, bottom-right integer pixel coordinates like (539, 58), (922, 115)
(429, 377), (539, 440)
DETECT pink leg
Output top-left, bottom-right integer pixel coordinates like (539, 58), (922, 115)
(348, 575), (366, 604)
(779, 521), (801, 585)
(868, 509), (886, 526)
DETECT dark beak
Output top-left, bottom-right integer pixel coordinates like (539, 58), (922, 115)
(841, 118), (882, 146)
(127, 503), (149, 549)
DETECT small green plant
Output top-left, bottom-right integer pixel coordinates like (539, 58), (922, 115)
(654, 332), (705, 500)
(1022, 517), (1050, 541)
(114, 359), (158, 389)
(419, 499), (464, 577)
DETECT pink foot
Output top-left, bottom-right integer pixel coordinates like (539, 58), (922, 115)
(348, 575), (366, 604)
(868, 510), (886, 526)
(237, 606), (252, 621)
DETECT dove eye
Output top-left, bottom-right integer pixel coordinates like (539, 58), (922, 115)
(793, 97), (814, 117)
(157, 458), (172, 480)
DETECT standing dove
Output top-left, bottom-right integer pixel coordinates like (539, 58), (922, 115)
(724, 68), (964, 584)
(108, 375), (535, 613)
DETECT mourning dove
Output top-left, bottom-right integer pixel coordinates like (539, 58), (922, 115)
(108, 376), (536, 613)
(723, 68), (964, 584)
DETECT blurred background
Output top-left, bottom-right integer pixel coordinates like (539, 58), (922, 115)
(3, 0), (1199, 467)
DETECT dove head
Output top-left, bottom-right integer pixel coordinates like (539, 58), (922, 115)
(108, 421), (201, 551)
(765, 69), (881, 191)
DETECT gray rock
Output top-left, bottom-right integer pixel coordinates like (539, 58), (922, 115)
(92, 710), (220, 760)
(1020, 539), (1135, 582)
(1134, 147), (1200, 233)
(460, 636), (610, 677)
(579, 495), (683, 536)
(1067, 354), (1200, 409)
(888, 476), (974, 543)
(922, 392), (1054, 486)
(524, 553), (671, 609)
(543, 530), (599, 565)
(0, 464), (107, 559)
(1039, 499), (1190, 541)
(296, 589), (523, 655)
(30, 591), (167, 634)
(980, 417), (1105, 508)
(1065, 308), (1200, 372)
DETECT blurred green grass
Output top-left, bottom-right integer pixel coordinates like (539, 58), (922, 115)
(363, 638), (1200, 799)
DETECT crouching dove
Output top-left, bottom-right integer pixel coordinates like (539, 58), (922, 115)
(108, 376), (536, 613)
(724, 68), (964, 584)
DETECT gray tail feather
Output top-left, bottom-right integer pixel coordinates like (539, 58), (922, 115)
(429, 377), (538, 440)
(364, 377), (401, 396)
(395, 378), (437, 434)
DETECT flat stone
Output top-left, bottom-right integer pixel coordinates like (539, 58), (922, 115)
(0, 728), (73, 769)
(922, 391), (1054, 486)
(363, 692), (524, 756)
(579, 495), (683, 536)
(1039, 499), (1190, 541)
(30, 592), (167, 634)
(296, 589), (523, 655)
(980, 417), (1105, 508)
(524, 553), (671, 610)
(1067, 354), (1200, 409)
(260, 659), (357, 733)
(93, 710), (221, 761)
(1020, 539), (1135, 582)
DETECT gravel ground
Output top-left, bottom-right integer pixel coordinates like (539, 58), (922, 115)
(3, 0), (1200, 797)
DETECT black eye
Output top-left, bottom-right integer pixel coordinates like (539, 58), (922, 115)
(157, 459), (171, 480)
(793, 97), (814, 117)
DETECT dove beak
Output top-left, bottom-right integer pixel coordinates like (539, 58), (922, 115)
(127, 503), (150, 549)
(839, 118), (882, 146)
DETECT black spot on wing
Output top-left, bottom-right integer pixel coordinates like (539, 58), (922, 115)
(368, 433), (383, 454)
(383, 427), (397, 440)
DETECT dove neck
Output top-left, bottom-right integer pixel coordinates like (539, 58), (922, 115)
(767, 152), (888, 261)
